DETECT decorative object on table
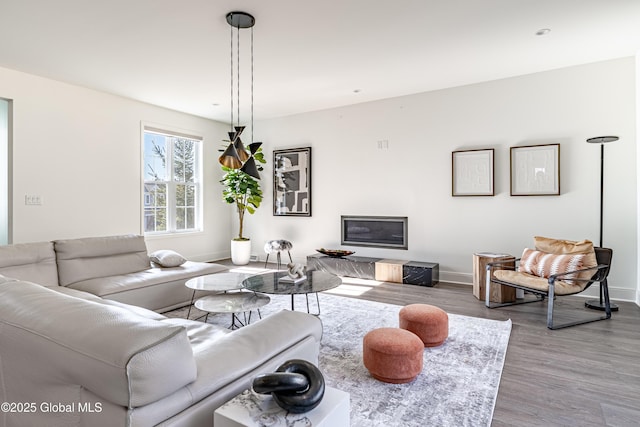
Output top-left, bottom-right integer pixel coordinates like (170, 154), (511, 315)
(219, 11), (266, 265)
(451, 148), (494, 196)
(585, 135), (620, 311)
(278, 262), (307, 284)
(316, 248), (355, 257)
(252, 359), (325, 413)
(263, 239), (293, 269)
(273, 147), (312, 216)
(510, 143), (560, 196)
(287, 263), (306, 278)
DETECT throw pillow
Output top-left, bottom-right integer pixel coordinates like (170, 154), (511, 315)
(519, 248), (585, 285)
(533, 236), (598, 282)
(150, 250), (187, 268)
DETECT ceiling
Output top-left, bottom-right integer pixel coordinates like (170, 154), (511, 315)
(1, 0), (640, 123)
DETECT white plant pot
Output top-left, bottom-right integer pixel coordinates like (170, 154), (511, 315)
(231, 239), (251, 265)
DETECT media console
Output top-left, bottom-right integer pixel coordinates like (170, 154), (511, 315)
(306, 254), (439, 287)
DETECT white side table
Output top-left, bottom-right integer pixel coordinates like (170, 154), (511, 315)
(185, 272), (253, 319)
(214, 386), (350, 427)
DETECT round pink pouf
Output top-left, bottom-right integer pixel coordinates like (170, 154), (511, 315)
(362, 327), (424, 384)
(399, 304), (449, 347)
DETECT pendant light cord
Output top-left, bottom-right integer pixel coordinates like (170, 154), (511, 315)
(251, 25), (254, 143)
(237, 22), (240, 129)
(229, 20), (233, 131)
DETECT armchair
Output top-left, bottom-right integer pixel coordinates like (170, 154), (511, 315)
(485, 237), (613, 330)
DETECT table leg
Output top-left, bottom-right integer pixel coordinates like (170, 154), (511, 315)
(306, 293), (322, 316)
(230, 313), (245, 330)
(187, 289), (196, 319)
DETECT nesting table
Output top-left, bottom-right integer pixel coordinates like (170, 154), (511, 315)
(194, 292), (270, 329)
(242, 270), (342, 315)
(185, 272), (269, 328)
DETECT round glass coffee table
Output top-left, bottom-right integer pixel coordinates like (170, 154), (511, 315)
(194, 292), (270, 329)
(242, 270), (341, 315)
(185, 272), (254, 319)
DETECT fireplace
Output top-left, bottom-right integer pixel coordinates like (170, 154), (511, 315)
(341, 216), (408, 250)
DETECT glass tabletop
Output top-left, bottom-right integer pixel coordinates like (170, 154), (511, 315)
(243, 270), (342, 295)
(185, 272), (253, 292)
(194, 292), (270, 314)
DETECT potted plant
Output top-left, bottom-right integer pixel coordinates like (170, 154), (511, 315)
(220, 141), (266, 264)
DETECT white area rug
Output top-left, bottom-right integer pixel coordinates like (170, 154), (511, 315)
(169, 291), (511, 427)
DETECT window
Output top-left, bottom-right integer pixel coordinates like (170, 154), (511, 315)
(142, 126), (202, 234)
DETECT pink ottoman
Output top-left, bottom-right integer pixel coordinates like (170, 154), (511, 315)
(399, 304), (449, 347)
(362, 327), (424, 384)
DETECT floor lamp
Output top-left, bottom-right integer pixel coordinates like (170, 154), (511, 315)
(585, 136), (619, 311)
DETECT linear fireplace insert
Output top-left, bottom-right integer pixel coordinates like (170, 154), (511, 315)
(341, 215), (408, 249)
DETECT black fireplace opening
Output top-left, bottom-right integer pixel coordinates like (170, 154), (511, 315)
(341, 216), (408, 249)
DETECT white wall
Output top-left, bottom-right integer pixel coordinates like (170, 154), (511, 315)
(0, 98), (8, 245)
(0, 66), (232, 261)
(251, 57), (637, 301)
(637, 52), (640, 307)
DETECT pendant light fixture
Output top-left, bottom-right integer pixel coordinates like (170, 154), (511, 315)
(218, 11), (263, 179)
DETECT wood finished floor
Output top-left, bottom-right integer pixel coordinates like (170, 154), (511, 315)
(220, 261), (640, 426)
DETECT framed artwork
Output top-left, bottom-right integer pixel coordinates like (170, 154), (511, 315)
(452, 148), (495, 196)
(510, 143), (560, 196)
(273, 147), (312, 216)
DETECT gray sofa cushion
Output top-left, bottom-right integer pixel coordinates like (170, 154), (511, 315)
(66, 261), (228, 298)
(54, 234), (151, 286)
(0, 241), (59, 287)
(0, 281), (197, 407)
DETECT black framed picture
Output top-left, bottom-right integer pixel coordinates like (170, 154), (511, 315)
(273, 147), (311, 216)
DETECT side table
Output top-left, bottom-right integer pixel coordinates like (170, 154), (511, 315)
(472, 252), (516, 303)
(184, 272), (253, 319)
(194, 292), (270, 329)
(214, 386), (350, 427)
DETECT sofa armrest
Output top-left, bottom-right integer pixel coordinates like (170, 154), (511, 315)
(179, 309), (323, 404)
(0, 281), (197, 408)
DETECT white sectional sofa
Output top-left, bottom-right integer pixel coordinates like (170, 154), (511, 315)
(0, 234), (228, 312)
(0, 235), (324, 427)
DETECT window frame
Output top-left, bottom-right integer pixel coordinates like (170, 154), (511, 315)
(141, 124), (203, 236)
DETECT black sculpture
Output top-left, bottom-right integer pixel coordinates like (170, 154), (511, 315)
(252, 359), (325, 413)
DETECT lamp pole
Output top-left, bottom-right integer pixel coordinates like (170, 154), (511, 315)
(585, 136), (619, 311)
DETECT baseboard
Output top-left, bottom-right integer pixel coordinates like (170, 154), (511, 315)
(191, 250), (230, 263)
(440, 270), (472, 285)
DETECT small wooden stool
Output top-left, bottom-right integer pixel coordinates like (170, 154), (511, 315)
(399, 304), (449, 347)
(362, 327), (423, 384)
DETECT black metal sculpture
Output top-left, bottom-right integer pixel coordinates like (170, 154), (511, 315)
(252, 359), (325, 413)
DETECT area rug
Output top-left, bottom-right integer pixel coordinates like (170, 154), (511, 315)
(168, 292), (512, 427)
